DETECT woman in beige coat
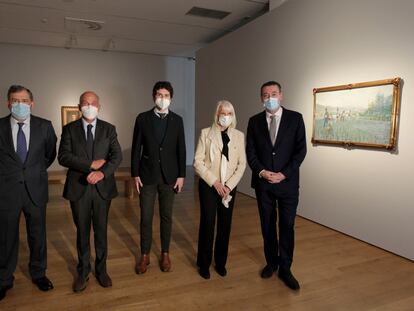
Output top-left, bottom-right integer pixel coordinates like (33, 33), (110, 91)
(194, 100), (246, 279)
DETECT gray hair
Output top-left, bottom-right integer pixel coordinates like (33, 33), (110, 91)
(213, 100), (237, 129)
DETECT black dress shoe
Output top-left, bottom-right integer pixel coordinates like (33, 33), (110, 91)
(278, 269), (300, 290)
(0, 284), (13, 301)
(32, 276), (54, 291)
(73, 276), (89, 293)
(214, 266), (227, 277)
(261, 265), (277, 279)
(96, 273), (112, 288)
(198, 268), (210, 279)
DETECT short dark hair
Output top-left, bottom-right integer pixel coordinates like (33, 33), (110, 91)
(7, 85), (34, 101)
(260, 81), (282, 95)
(152, 81), (174, 99)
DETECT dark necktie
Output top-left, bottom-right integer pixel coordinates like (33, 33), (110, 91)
(158, 113), (166, 119)
(270, 115), (277, 146)
(86, 124), (94, 159)
(17, 122), (28, 163)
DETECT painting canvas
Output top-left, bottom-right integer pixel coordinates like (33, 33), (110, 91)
(61, 106), (81, 127)
(312, 78), (401, 150)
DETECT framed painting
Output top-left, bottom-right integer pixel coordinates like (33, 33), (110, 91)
(312, 77), (401, 150)
(61, 106), (81, 127)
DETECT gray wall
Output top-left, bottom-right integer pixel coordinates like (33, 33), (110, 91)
(0, 43), (195, 169)
(195, 0), (414, 260)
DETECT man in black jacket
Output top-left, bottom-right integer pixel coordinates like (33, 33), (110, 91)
(246, 81), (306, 290)
(0, 85), (56, 301)
(131, 81), (186, 274)
(58, 91), (122, 292)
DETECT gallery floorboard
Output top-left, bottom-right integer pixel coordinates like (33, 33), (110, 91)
(2, 170), (413, 311)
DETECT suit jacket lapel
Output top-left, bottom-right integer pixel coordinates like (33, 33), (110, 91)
(160, 111), (174, 146)
(146, 109), (159, 144)
(259, 111), (273, 148)
(207, 125), (223, 151)
(75, 119), (89, 158)
(1, 115), (20, 162)
(274, 108), (289, 150)
(25, 116), (40, 163)
(93, 119), (105, 151)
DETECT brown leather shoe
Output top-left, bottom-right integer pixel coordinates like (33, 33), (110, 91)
(135, 254), (150, 274)
(160, 252), (171, 272)
(73, 276), (89, 293)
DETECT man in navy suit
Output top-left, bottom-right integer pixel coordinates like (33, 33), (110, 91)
(0, 85), (57, 301)
(246, 81), (306, 290)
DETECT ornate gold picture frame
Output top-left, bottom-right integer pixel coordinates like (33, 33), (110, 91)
(312, 77), (401, 150)
(61, 106), (81, 127)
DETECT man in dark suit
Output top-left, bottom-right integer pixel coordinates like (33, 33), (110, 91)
(58, 91), (122, 292)
(246, 81), (306, 290)
(131, 81), (186, 274)
(0, 85), (56, 301)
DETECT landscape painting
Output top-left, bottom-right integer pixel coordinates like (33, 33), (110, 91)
(312, 78), (401, 150)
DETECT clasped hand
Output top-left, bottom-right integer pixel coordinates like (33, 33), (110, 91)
(213, 180), (230, 198)
(87, 159), (106, 184)
(261, 170), (286, 184)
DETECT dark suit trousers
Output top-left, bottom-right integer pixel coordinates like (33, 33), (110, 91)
(70, 185), (110, 278)
(0, 184), (47, 286)
(255, 187), (298, 270)
(197, 179), (236, 270)
(139, 177), (175, 254)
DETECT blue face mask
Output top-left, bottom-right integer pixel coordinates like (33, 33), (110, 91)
(11, 102), (31, 120)
(263, 97), (280, 111)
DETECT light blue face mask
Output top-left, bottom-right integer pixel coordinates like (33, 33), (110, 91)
(263, 97), (280, 111)
(11, 102), (31, 120)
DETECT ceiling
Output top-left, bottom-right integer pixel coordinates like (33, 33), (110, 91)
(0, 0), (270, 57)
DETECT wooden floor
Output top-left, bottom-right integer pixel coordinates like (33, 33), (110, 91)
(2, 170), (414, 311)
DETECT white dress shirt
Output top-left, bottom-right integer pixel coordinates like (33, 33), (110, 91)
(82, 118), (97, 139)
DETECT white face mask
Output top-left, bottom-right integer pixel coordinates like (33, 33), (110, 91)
(218, 115), (232, 128)
(81, 105), (99, 120)
(155, 97), (171, 110)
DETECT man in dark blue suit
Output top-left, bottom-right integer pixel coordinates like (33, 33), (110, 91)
(0, 85), (57, 301)
(246, 81), (306, 290)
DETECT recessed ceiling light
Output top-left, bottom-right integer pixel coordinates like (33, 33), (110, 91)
(186, 7), (231, 20)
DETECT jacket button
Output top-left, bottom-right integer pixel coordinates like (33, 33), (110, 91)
(160, 147), (163, 151)
(272, 152), (276, 156)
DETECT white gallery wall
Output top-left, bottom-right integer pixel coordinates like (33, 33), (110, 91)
(0, 43), (195, 169)
(196, 0), (414, 260)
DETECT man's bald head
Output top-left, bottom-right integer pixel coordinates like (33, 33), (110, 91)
(79, 91), (99, 105)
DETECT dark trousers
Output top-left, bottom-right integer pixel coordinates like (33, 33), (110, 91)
(70, 185), (111, 278)
(139, 181), (175, 254)
(255, 187), (298, 270)
(197, 179), (236, 270)
(0, 184), (47, 286)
